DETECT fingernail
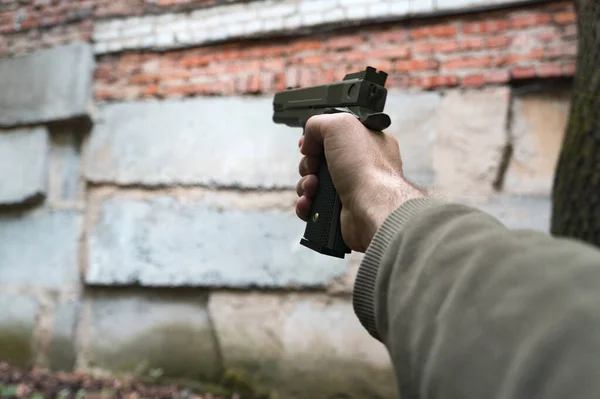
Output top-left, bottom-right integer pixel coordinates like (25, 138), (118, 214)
(301, 180), (306, 191)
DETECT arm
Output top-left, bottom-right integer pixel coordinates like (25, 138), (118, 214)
(296, 114), (600, 399)
(354, 197), (600, 399)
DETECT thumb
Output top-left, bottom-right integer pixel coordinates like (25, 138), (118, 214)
(301, 114), (327, 157)
(301, 113), (359, 156)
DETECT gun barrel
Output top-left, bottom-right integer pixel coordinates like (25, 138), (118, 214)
(273, 80), (387, 127)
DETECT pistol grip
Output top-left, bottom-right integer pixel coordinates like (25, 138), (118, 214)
(300, 154), (350, 259)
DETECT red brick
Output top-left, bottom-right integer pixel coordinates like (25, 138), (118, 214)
(537, 63), (564, 77)
(370, 46), (410, 60)
(511, 67), (537, 79)
(395, 59), (439, 73)
(443, 56), (492, 70)
(94, 64), (113, 80)
(290, 40), (323, 52)
(302, 54), (322, 65)
(459, 37), (484, 51)
(370, 61), (393, 73)
(563, 25), (578, 38)
(410, 24), (457, 39)
(434, 40), (458, 53)
(413, 75), (459, 89)
(129, 73), (159, 84)
(486, 36), (511, 49)
(263, 58), (285, 70)
(412, 42), (435, 54)
(326, 36), (361, 50)
(248, 74), (261, 93)
(0, 12), (12, 25)
(142, 84), (159, 97)
(180, 55), (211, 67)
(20, 18), (37, 30)
(510, 13), (552, 28)
(544, 1), (574, 11)
(546, 43), (578, 58)
(94, 86), (115, 101)
(274, 72), (287, 91)
(562, 62), (576, 75)
(262, 46), (287, 57)
(325, 53), (344, 63)
(163, 84), (193, 96)
(371, 30), (408, 42)
(463, 20), (509, 34)
(216, 49), (243, 61)
(498, 49), (545, 66)
(386, 75), (411, 89)
(485, 70), (510, 84)
(162, 70), (191, 80)
(554, 11), (576, 25)
(538, 31), (561, 43)
(345, 51), (366, 62)
(429, 24), (458, 37)
(299, 69), (314, 88)
(462, 74), (486, 87)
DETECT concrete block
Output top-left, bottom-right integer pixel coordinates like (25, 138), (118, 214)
(0, 42), (94, 127)
(86, 98), (302, 189)
(0, 292), (38, 367)
(436, 0), (522, 10)
(299, 0), (338, 13)
(504, 90), (570, 196)
(48, 300), (79, 371)
(470, 195), (551, 232)
(410, 0), (435, 13)
(209, 292), (396, 399)
(0, 209), (83, 290)
(433, 88), (510, 200)
(390, 1), (410, 15)
(49, 125), (84, 204)
(91, 0), (529, 53)
(258, 3), (296, 18)
(0, 126), (49, 205)
(385, 90), (442, 186)
(87, 289), (221, 381)
(86, 194), (348, 288)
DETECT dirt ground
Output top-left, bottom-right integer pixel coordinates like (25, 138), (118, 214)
(0, 363), (251, 399)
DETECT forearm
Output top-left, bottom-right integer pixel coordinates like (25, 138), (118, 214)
(353, 198), (600, 399)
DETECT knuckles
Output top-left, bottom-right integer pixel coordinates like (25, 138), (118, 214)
(306, 112), (361, 137)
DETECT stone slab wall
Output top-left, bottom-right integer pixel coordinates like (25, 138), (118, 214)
(0, 1), (577, 398)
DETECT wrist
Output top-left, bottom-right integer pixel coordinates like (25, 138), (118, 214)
(362, 177), (425, 248)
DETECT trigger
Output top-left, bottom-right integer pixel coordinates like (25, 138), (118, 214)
(361, 113), (391, 131)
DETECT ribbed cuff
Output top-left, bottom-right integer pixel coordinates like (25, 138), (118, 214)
(352, 197), (445, 341)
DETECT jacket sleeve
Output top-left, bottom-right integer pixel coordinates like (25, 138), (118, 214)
(352, 198), (600, 399)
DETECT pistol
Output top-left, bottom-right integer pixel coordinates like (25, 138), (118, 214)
(272, 66), (392, 259)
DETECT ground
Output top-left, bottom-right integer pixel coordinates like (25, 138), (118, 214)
(0, 363), (271, 399)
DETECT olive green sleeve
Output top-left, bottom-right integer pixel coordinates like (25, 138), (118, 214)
(353, 198), (600, 399)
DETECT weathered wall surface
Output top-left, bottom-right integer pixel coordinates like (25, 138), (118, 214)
(0, 1), (576, 398)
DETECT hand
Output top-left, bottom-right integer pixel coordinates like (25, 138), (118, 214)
(296, 113), (424, 253)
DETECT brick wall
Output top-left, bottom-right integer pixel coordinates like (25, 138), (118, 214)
(0, 1), (579, 398)
(94, 1), (577, 101)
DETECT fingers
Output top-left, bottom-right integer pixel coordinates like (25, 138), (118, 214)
(296, 175), (318, 222)
(296, 175), (318, 197)
(296, 196), (312, 222)
(298, 155), (320, 176)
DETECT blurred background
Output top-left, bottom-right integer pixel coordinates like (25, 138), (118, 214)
(0, 0), (577, 398)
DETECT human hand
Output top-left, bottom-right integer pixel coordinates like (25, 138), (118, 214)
(296, 113), (424, 253)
